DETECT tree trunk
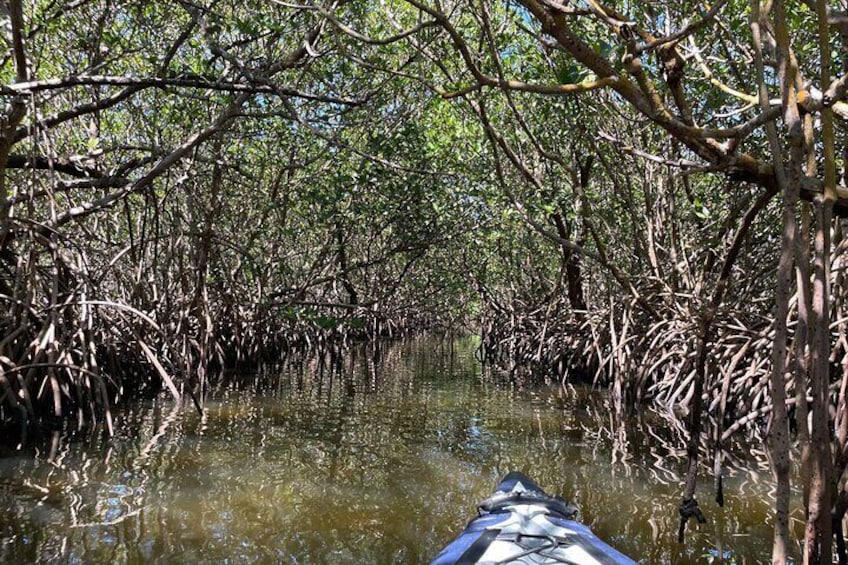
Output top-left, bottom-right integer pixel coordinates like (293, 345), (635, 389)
(751, 1), (794, 559)
(0, 0), (29, 229)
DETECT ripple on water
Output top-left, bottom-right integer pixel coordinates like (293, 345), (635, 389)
(0, 338), (794, 563)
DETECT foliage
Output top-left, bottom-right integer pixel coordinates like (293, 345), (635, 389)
(2, 0), (848, 559)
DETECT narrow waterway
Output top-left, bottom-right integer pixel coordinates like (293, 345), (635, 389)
(0, 337), (791, 563)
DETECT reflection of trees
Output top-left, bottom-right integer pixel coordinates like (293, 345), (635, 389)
(571, 387), (791, 562)
(0, 336), (788, 562)
(0, 337), (480, 562)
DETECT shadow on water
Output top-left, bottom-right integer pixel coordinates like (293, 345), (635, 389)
(0, 337), (795, 563)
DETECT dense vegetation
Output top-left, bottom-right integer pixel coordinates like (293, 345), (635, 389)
(1, 0), (847, 561)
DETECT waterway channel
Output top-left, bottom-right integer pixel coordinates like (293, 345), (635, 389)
(0, 337), (794, 563)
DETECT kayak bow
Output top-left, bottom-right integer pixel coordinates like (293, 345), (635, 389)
(431, 471), (636, 564)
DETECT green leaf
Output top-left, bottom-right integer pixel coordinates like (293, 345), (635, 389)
(314, 316), (338, 330)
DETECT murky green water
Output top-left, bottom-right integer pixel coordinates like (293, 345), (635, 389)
(0, 338), (793, 563)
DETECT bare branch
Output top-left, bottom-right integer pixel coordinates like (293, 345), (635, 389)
(14, 86), (143, 143)
(318, 6), (439, 45)
(2, 75), (360, 105)
(48, 93), (250, 230)
(8, 0), (27, 82)
(5, 154), (105, 178)
(635, 0), (731, 54)
(437, 75), (619, 98)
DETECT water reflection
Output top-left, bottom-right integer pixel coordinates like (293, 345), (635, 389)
(0, 337), (790, 563)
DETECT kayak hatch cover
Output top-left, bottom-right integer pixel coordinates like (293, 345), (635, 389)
(430, 471), (636, 564)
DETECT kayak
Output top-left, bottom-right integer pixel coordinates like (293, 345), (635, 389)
(431, 471), (636, 564)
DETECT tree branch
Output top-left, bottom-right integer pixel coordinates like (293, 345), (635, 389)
(1, 74), (360, 105)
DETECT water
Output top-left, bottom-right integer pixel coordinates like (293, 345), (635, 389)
(0, 337), (791, 563)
